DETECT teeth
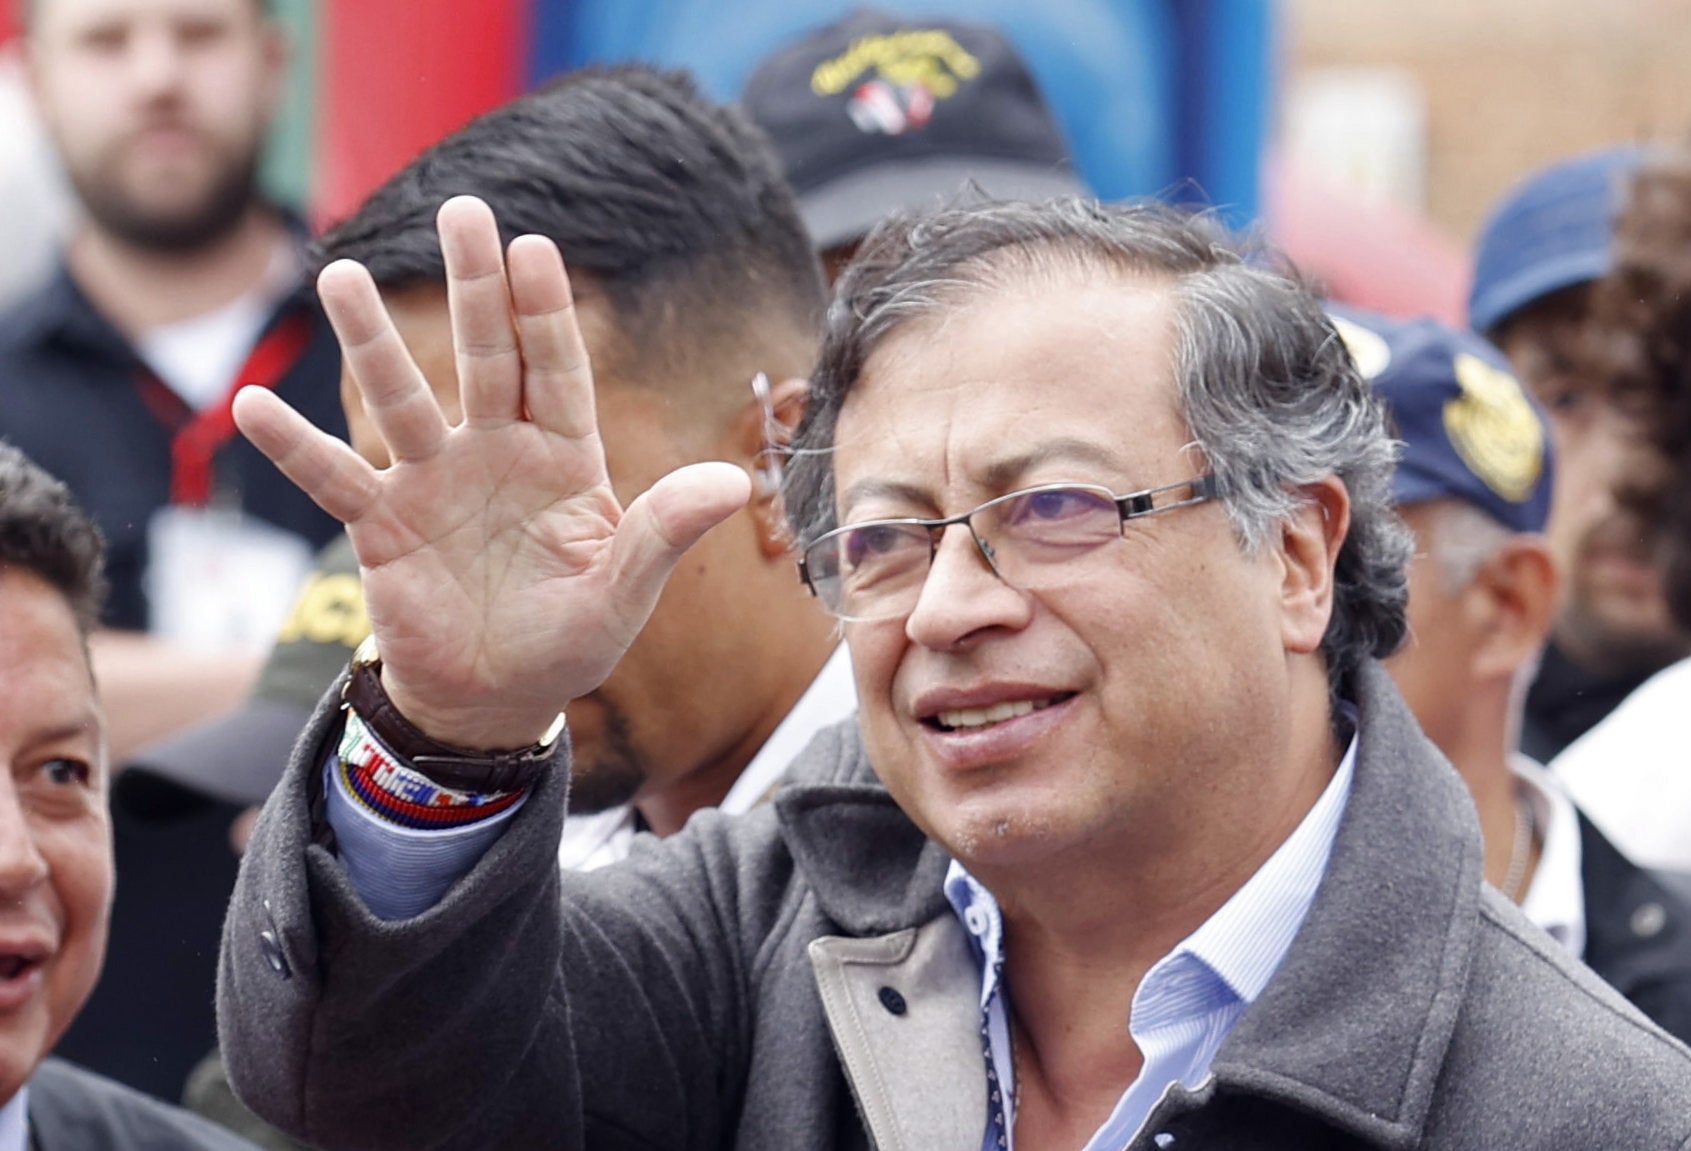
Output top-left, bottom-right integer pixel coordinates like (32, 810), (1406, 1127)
(936, 698), (1054, 731)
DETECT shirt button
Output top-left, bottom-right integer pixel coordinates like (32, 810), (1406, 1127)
(877, 986), (907, 1016)
(965, 906), (991, 936)
(1154, 1134), (1176, 1148)
(1631, 902), (1668, 939)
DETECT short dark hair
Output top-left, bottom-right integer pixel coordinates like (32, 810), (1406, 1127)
(315, 65), (825, 386)
(0, 442), (107, 634)
(784, 198), (1412, 697)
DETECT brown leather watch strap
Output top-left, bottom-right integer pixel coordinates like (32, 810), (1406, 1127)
(342, 656), (561, 793)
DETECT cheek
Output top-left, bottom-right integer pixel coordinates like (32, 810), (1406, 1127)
(42, 822), (113, 1034)
(50, 819), (115, 935)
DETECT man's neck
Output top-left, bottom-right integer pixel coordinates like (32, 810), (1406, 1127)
(984, 676), (1343, 1138)
(1444, 712), (1536, 898)
(65, 205), (291, 337)
(635, 624), (839, 837)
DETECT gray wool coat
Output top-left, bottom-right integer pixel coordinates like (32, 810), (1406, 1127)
(218, 663), (1691, 1150)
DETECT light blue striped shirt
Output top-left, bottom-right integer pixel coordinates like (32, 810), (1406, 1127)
(944, 733), (1357, 1151)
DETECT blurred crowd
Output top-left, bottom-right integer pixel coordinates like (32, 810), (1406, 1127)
(4, 1), (1691, 1148)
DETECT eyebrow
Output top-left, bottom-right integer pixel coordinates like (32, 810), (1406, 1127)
(837, 438), (1131, 520)
(24, 715), (104, 755)
(980, 439), (1128, 490)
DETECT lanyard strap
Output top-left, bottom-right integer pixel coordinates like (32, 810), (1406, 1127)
(167, 308), (313, 507)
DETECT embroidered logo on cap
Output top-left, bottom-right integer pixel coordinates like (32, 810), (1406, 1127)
(811, 29), (981, 137)
(1444, 352), (1544, 503)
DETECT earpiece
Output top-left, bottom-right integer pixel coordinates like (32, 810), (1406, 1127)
(750, 372), (786, 497)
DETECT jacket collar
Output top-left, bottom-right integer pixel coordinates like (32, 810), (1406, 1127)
(778, 663), (1485, 1148)
(774, 720), (951, 936)
(7, 207), (317, 362)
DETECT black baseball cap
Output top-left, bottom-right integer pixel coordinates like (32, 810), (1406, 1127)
(123, 533), (367, 805)
(741, 8), (1089, 250)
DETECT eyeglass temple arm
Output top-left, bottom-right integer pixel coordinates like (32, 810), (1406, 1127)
(1117, 474), (1219, 518)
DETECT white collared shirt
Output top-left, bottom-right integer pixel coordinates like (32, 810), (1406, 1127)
(0, 1087), (27, 1151)
(558, 646), (858, 871)
(945, 734), (1358, 1151)
(1553, 655), (1691, 872)
(1513, 754), (1586, 959)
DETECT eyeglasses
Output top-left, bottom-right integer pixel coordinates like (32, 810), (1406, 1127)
(798, 474), (1219, 622)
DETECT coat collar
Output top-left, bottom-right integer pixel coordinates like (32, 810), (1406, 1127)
(777, 663), (1485, 1149)
(775, 720), (951, 936)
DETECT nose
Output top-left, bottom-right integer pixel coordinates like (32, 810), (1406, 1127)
(903, 523), (1033, 650)
(0, 776), (48, 901)
(128, 25), (188, 99)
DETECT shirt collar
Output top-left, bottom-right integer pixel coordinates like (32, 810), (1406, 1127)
(559, 645), (859, 870)
(1512, 753), (1586, 958)
(1177, 732), (1357, 1004)
(0, 1085), (28, 1151)
(944, 726), (1359, 1010)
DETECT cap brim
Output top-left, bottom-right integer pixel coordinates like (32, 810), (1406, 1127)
(1468, 247), (1612, 334)
(123, 697), (314, 807)
(800, 157), (1090, 250)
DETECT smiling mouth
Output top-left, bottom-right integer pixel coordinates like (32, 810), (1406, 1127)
(0, 955), (40, 981)
(927, 693), (1076, 732)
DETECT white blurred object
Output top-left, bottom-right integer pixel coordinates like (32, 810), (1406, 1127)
(1284, 66), (1428, 212)
(0, 43), (71, 310)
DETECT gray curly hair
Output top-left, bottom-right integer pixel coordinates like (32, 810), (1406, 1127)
(782, 197), (1412, 696)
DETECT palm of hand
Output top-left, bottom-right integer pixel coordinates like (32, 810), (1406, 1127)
(233, 197), (750, 749)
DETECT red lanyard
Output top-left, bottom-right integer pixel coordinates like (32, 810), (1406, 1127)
(156, 309), (313, 507)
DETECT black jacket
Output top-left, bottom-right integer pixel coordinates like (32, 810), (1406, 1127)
(29, 1058), (259, 1150)
(1580, 813), (1691, 1046)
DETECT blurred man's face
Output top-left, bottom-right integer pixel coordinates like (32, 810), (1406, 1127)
(27, 0), (282, 251)
(346, 285), (793, 814)
(0, 567), (112, 1106)
(1497, 292), (1689, 674)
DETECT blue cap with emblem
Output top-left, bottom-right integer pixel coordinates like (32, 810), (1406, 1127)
(1329, 305), (1554, 534)
(1468, 145), (1646, 335)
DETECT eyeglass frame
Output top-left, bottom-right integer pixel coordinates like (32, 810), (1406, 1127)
(796, 473), (1221, 621)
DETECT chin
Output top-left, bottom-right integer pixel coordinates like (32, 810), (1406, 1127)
(0, 1014), (50, 1106)
(932, 791), (1070, 871)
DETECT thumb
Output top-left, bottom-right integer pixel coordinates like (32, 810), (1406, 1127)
(607, 461), (753, 621)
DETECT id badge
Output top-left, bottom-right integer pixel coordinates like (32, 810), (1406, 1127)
(146, 505), (315, 651)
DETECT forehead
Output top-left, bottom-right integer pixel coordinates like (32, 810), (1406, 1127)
(32, 0), (260, 34)
(0, 569), (99, 750)
(831, 270), (1190, 512)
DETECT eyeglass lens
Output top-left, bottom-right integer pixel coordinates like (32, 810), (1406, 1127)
(808, 485), (1125, 620)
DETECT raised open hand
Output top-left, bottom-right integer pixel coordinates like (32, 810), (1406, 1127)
(233, 196), (750, 749)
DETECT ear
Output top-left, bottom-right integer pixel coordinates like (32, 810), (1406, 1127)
(735, 376), (809, 559)
(1466, 536), (1559, 682)
(1279, 476), (1350, 656)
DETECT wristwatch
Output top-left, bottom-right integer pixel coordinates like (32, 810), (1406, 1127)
(342, 636), (566, 793)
